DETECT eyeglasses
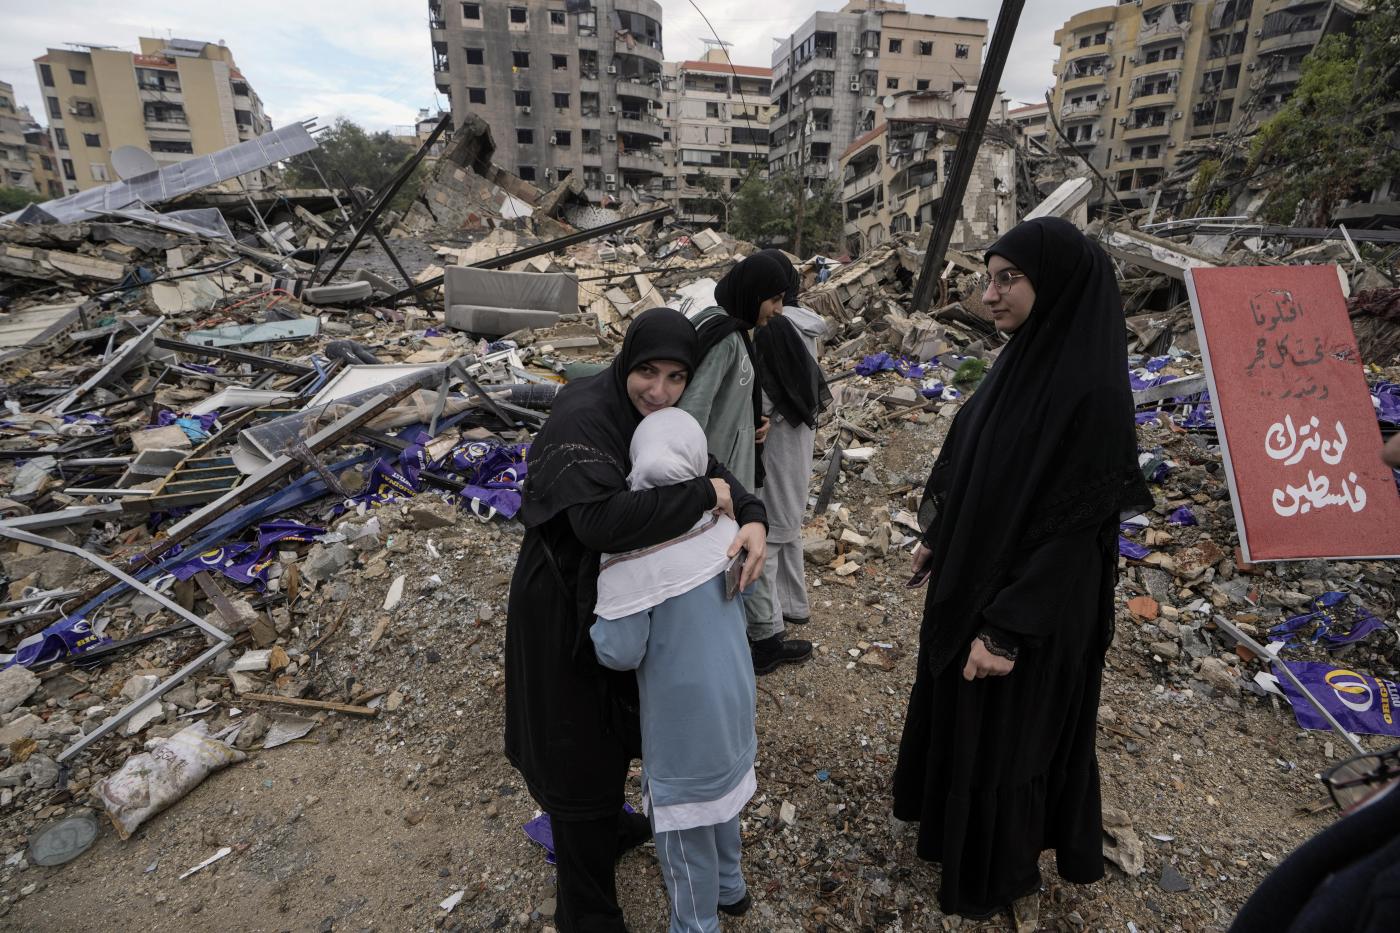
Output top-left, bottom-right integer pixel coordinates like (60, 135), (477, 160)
(1322, 743), (1400, 812)
(987, 270), (1026, 294)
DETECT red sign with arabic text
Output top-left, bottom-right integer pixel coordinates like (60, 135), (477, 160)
(1185, 265), (1400, 562)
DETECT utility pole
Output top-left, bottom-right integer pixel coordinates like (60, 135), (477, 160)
(910, 0), (1025, 312)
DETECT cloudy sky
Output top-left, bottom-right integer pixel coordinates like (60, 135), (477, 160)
(0, 1), (1085, 132)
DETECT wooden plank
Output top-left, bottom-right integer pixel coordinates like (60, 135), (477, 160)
(239, 693), (379, 717)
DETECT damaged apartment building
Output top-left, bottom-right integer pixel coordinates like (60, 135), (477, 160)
(431, 0), (668, 202)
(837, 89), (1017, 257)
(1048, 0), (1372, 215)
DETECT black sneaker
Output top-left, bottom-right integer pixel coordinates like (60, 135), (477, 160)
(782, 615), (810, 626)
(718, 892), (752, 917)
(750, 634), (812, 675)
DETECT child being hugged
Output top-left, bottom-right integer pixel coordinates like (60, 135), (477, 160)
(590, 407), (758, 933)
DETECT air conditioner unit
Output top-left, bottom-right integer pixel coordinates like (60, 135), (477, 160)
(1246, 62), (1256, 71)
(608, 105), (617, 114)
(849, 79), (861, 92)
(851, 47), (862, 56)
(606, 133), (616, 141)
(607, 65), (617, 74)
(1118, 116), (1129, 125)
(1115, 153), (1124, 161)
(1167, 140), (1176, 147)
(1128, 55), (1137, 64)
(1172, 111), (1182, 119)
(522, 106), (531, 115)
(1253, 28), (1263, 37)
(549, 134), (558, 145)
(1094, 128), (1104, 138)
(605, 173), (616, 183)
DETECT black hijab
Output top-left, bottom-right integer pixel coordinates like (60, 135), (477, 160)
(754, 254), (831, 430)
(519, 307), (699, 528)
(917, 217), (1153, 675)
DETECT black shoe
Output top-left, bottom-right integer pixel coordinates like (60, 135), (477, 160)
(718, 892), (752, 917)
(782, 615), (809, 626)
(750, 634), (812, 675)
(616, 809), (651, 858)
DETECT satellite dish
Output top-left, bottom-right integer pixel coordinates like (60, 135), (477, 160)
(111, 145), (159, 180)
(882, 95), (896, 110)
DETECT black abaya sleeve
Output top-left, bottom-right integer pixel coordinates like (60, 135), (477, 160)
(566, 478), (717, 552)
(706, 455), (768, 529)
(977, 524), (1102, 643)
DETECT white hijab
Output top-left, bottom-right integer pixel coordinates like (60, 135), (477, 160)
(594, 408), (738, 619)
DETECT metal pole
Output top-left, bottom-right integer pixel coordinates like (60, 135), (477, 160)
(910, 0), (1025, 312)
(1214, 614), (1366, 755)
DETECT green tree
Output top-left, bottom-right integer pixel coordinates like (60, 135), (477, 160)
(283, 117), (425, 213)
(690, 168), (734, 228)
(1249, 0), (1400, 225)
(728, 169), (844, 258)
(0, 186), (43, 212)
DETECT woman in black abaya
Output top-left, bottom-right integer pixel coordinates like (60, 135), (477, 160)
(504, 308), (768, 933)
(892, 218), (1153, 926)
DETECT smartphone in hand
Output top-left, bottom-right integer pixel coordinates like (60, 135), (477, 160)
(905, 567), (931, 588)
(725, 549), (748, 599)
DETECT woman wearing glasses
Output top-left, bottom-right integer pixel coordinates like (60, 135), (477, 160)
(892, 218), (1153, 928)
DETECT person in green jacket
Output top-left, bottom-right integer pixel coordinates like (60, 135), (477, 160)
(679, 251), (814, 675)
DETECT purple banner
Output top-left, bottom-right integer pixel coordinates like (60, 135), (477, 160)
(1276, 660), (1400, 737)
(1270, 591), (1387, 652)
(3, 615), (108, 669)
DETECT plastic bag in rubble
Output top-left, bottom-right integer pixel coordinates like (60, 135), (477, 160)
(95, 721), (246, 839)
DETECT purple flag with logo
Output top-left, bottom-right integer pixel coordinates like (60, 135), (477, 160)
(1275, 661), (1400, 737)
(1270, 591), (1387, 652)
(3, 615), (108, 669)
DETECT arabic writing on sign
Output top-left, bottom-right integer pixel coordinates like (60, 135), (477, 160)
(1265, 415), (1367, 517)
(1245, 288), (1333, 401)
(1270, 470), (1368, 517)
(1250, 288), (1304, 331)
(1265, 415), (1348, 466)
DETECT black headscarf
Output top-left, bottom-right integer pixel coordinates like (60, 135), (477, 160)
(754, 253), (831, 430)
(519, 307), (699, 528)
(917, 217), (1153, 675)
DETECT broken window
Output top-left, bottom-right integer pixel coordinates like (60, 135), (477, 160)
(554, 92), (569, 109)
(90, 162), (108, 182)
(918, 41), (933, 56)
(550, 10), (565, 25)
(888, 38), (903, 53)
(916, 79), (930, 91)
(235, 110), (254, 127)
(69, 69), (87, 85)
(955, 44), (969, 59)
(468, 87), (486, 104)
(553, 54), (568, 70)
(150, 139), (193, 153)
(519, 165), (536, 180)
(72, 100), (96, 118)
(461, 2), (480, 20)
(518, 128), (534, 144)
(39, 63), (54, 87)
(513, 51), (529, 69)
(509, 6), (527, 24)
(886, 77), (899, 90)
(553, 130), (571, 146)
(83, 132), (100, 147)
(144, 102), (186, 124)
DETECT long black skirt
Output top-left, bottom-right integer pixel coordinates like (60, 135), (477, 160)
(892, 556), (1107, 918)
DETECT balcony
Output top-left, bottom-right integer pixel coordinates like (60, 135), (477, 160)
(1138, 16), (1192, 46)
(618, 115), (664, 139)
(618, 149), (664, 173)
(1258, 24), (1323, 55)
(1122, 120), (1172, 140)
(1061, 99), (1105, 118)
(1060, 65), (1110, 89)
(842, 168), (882, 199)
(615, 78), (660, 103)
(1066, 38), (1113, 61)
(616, 39), (663, 65)
(1056, 134), (1098, 152)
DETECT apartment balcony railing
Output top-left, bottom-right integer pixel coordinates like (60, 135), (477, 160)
(1061, 99), (1106, 117)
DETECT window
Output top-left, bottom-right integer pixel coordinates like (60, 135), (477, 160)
(706, 101), (719, 118)
(462, 2), (480, 20)
(1118, 173), (1134, 191)
(61, 158), (76, 180)
(553, 130), (571, 146)
(888, 38), (903, 53)
(231, 80), (249, 96)
(82, 132), (100, 147)
(916, 79), (930, 91)
(72, 101), (95, 118)
(144, 102), (187, 123)
(553, 54), (568, 70)
(886, 77), (899, 90)
(955, 44), (970, 59)
(519, 165), (536, 181)
(554, 92), (570, 109)
(53, 127), (67, 148)
(509, 6), (527, 23)
(1130, 145), (1144, 159)
(517, 129), (534, 144)
(513, 50), (529, 69)
(917, 41), (933, 56)
(1146, 143), (1161, 159)
(39, 64), (54, 87)
(235, 110), (253, 126)
(47, 96), (61, 119)
(514, 90), (531, 107)
(466, 47), (484, 65)
(90, 163), (109, 181)
(69, 69), (87, 85)
(40, 155), (53, 170)
(468, 87), (486, 104)
(150, 139), (193, 153)
(550, 10), (565, 25)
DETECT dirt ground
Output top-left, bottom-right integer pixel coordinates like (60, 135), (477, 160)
(0, 411), (1378, 933)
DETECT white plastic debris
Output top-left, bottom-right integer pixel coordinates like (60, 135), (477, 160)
(179, 846), (232, 880)
(383, 575), (406, 611)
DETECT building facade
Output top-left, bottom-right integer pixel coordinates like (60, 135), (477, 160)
(837, 90), (1015, 256)
(32, 37), (272, 195)
(1008, 101), (1051, 150)
(659, 52), (773, 225)
(0, 82), (37, 192)
(1049, 0), (1364, 209)
(432, 0), (667, 203)
(768, 1), (987, 191)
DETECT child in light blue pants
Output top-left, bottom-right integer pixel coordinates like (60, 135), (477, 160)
(591, 408), (759, 933)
